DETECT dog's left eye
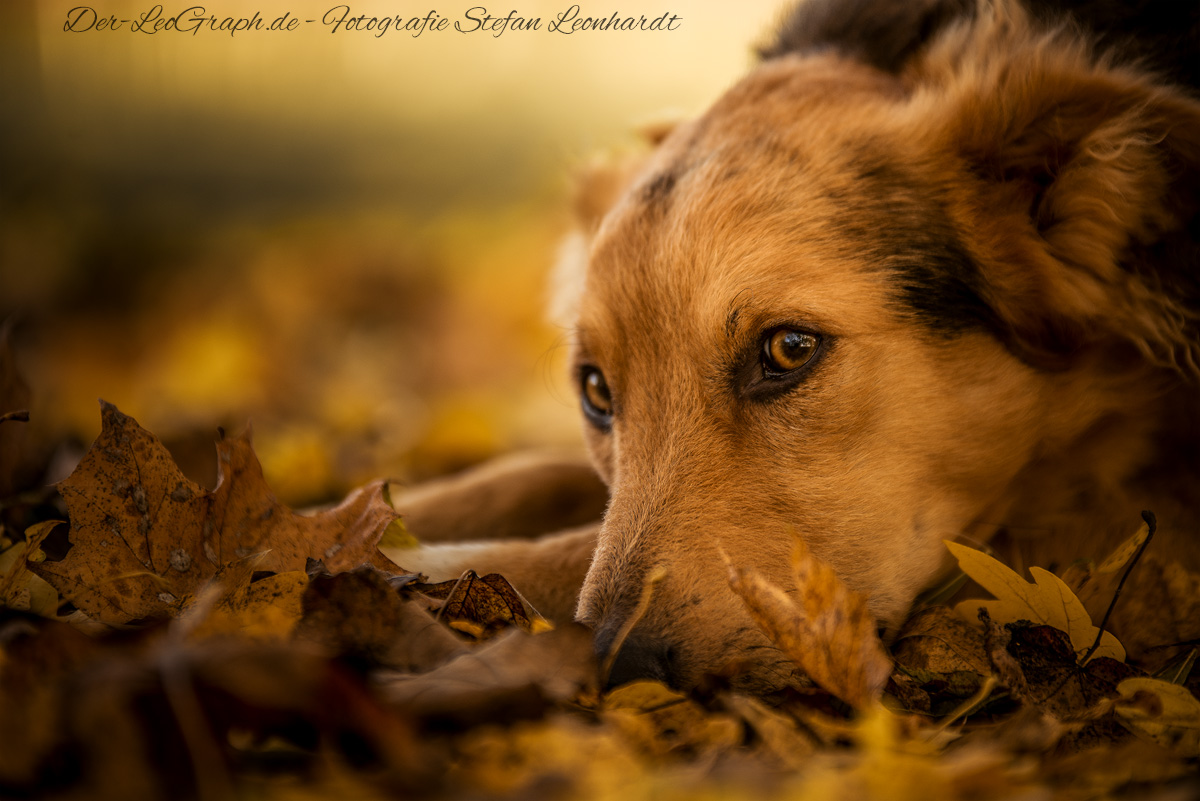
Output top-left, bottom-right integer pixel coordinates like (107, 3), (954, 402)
(580, 366), (614, 429)
(762, 329), (819, 376)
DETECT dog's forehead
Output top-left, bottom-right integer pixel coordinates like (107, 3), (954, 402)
(579, 56), (996, 354)
(581, 64), (911, 343)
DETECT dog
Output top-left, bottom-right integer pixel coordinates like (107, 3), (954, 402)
(396, 0), (1200, 693)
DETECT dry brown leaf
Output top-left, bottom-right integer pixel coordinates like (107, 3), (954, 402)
(186, 570), (310, 641)
(293, 566), (469, 672)
(380, 622), (596, 721)
(451, 714), (641, 800)
(599, 678), (744, 765)
(413, 569), (552, 638)
(722, 693), (820, 769)
(33, 402), (403, 626)
(893, 607), (990, 677)
(0, 616), (99, 787)
(1106, 553), (1200, 668)
(1043, 737), (1195, 798)
(725, 540), (892, 710)
(2, 624), (435, 801)
(0, 521), (61, 617)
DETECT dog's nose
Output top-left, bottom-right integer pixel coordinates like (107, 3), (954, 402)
(601, 634), (676, 690)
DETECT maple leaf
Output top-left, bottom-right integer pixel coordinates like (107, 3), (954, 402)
(725, 539), (892, 710)
(31, 401), (403, 626)
(946, 541), (1125, 663)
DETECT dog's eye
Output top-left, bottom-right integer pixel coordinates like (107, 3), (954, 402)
(762, 329), (819, 376)
(580, 367), (613, 428)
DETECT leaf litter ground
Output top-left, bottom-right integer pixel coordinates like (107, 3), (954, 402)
(1, 403), (1198, 801)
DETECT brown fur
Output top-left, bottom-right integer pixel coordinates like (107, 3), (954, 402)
(397, 0), (1200, 692)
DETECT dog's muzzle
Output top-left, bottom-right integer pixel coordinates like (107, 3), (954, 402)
(596, 627), (679, 690)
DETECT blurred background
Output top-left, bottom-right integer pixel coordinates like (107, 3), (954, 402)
(0, 0), (780, 505)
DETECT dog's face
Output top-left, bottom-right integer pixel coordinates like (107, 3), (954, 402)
(563, 12), (1200, 692)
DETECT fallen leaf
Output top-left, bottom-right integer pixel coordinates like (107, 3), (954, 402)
(0, 614), (99, 787)
(722, 693), (819, 769)
(293, 566), (469, 672)
(1, 613), (437, 801)
(186, 569), (309, 641)
(1154, 648), (1198, 686)
(946, 541), (1125, 663)
(452, 713), (641, 799)
(0, 522), (61, 617)
(1105, 553), (1200, 669)
(379, 622), (596, 723)
(790, 704), (1044, 801)
(979, 609), (1029, 704)
(1043, 738), (1195, 798)
(32, 402), (403, 626)
(725, 540), (892, 710)
(1115, 677), (1200, 756)
(413, 569), (552, 638)
(206, 422), (402, 576)
(1095, 521), (1152, 577)
(603, 679), (688, 712)
(602, 679), (742, 761)
(893, 607), (990, 676)
(1003, 623), (1140, 722)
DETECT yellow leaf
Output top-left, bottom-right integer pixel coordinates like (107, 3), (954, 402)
(602, 679), (687, 712)
(946, 541), (1124, 663)
(379, 483), (420, 549)
(379, 519), (420, 551)
(1116, 678), (1200, 756)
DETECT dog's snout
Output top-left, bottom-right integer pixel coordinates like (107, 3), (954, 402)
(600, 633), (677, 690)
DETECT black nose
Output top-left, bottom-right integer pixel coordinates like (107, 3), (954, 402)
(601, 634), (676, 690)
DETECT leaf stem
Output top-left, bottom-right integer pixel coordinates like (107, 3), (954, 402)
(1077, 511), (1156, 666)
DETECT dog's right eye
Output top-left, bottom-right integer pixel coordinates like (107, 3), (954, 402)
(762, 328), (820, 377)
(580, 367), (613, 429)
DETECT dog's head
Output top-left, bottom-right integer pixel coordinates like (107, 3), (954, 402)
(558, 0), (1200, 691)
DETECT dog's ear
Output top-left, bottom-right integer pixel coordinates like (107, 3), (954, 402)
(548, 155), (646, 327)
(549, 121), (681, 326)
(923, 8), (1200, 374)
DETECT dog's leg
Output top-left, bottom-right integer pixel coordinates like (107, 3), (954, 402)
(386, 452), (605, 623)
(392, 451), (607, 543)
(390, 525), (598, 624)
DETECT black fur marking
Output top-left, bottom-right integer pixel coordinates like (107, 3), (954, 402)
(841, 154), (1004, 337)
(641, 170), (678, 209)
(761, 0), (972, 73)
(892, 238), (1001, 336)
(1031, 0), (1200, 91)
(763, 0), (1200, 91)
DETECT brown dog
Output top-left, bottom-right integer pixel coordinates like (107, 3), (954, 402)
(397, 0), (1200, 693)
